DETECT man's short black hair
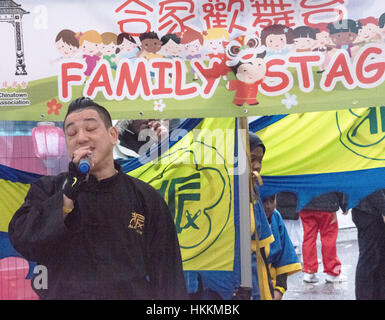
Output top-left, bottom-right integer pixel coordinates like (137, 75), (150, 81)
(63, 97), (112, 130)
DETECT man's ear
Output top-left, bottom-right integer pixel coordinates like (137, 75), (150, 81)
(109, 126), (119, 145)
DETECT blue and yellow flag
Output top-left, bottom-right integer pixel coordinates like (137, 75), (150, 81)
(122, 118), (237, 271)
(121, 117), (240, 299)
(0, 165), (40, 278)
(0, 165), (40, 235)
(250, 107), (385, 209)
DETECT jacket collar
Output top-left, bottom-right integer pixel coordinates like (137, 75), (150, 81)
(84, 161), (123, 191)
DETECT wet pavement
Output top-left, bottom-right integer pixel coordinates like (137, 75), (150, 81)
(283, 229), (359, 300)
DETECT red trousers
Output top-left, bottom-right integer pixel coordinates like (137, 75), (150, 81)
(299, 209), (341, 276)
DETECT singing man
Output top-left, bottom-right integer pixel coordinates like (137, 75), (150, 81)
(9, 97), (187, 300)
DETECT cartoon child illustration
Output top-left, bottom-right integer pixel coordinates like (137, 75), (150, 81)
(181, 29), (204, 59)
(226, 51), (267, 107)
(292, 26), (318, 53)
(180, 29), (204, 80)
(203, 27), (230, 80)
(78, 30), (103, 76)
(353, 17), (382, 56)
(203, 27), (229, 58)
(138, 31), (163, 60)
(160, 33), (183, 58)
(327, 19), (362, 57)
(101, 32), (118, 70)
(116, 33), (139, 62)
(313, 24), (334, 73)
(52, 29), (80, 63)
(138, 31), (163, 80)
(260, 24), (294, 56)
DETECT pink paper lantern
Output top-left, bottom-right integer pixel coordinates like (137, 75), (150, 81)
(31, 122), (65, 169)
(0, 257), (38, 300)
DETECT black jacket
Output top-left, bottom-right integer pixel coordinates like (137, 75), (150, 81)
(276, 192), (299, 220)
(303, 192), (348, 212)
(8, 164), (188, 300)
(352, 189), (385, 218)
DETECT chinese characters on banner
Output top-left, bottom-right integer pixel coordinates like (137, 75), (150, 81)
(114, 0), (347, 34)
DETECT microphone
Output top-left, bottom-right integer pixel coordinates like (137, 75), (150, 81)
(78, 156), (91, 174)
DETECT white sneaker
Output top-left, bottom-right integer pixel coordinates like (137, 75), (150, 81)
(325, 274), (343, 283)
(303, 273), (319, 283)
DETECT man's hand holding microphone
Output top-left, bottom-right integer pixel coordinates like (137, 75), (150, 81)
(62, 146), (94, 217)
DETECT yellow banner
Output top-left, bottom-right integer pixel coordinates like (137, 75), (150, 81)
(0, 179), (30, 233)
(128, 118), (236, 270)
(257, 107), (385, 176)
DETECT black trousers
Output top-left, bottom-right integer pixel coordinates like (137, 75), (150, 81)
(352, 209), (385, 300)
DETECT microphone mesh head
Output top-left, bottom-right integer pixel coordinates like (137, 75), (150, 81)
(78, 160), (90, 174)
